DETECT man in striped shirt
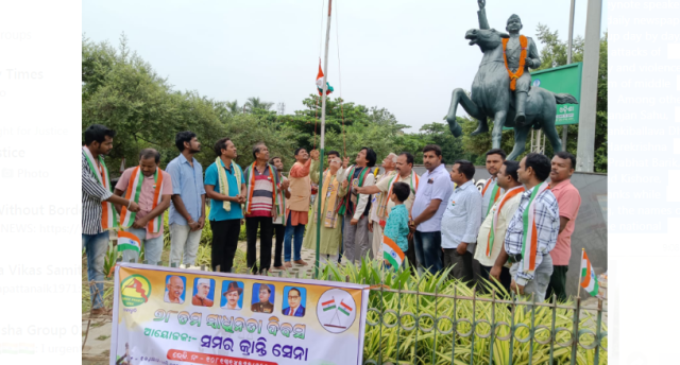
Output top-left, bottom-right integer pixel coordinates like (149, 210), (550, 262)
(504, 153), (559, 299)
(82, 124), (139, 315)
(244, 143), (277, 274)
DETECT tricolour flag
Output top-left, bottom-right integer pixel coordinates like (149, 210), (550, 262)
(316, 60), (334, 96)
(117, 231), (141, 253)
(382, 235), (405, 269)
(338, 300), (353, 316)
(580, 248), (599, 297)
(322, 298), (336, 312)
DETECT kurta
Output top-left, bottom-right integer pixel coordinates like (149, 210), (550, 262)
(302, 161), (345, 255)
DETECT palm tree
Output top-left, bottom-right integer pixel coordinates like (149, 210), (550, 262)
(244, 97), (274, 113)
(225, 100), (241, 114)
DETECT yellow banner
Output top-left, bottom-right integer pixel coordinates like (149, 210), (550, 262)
(111, 263), (369, 365)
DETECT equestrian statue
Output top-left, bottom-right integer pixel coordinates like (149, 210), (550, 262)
(444, 0), (578, 160)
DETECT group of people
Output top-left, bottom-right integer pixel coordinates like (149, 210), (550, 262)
(82, 123), (581, 314)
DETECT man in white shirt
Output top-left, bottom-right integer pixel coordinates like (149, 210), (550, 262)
(480, 149), (506, 218)
(367, 153), (397, 259)
(441, 160), (482, 283)
(409, 145), (454, 274)
(476, 160), (524, 292)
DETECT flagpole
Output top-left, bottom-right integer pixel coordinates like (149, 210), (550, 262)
(315, 0), (332, 279)
(576, 248), (584, 299)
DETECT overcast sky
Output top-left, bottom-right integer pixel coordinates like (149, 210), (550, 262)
(83, 0), (608, 133)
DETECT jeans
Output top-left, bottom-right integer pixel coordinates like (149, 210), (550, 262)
(284, 214), (305, 262)
(82, 231), (110, 310)
(273, 224), (285, 267)
(413, 230), (443, 274)
(121, 227), (164, 265)
(510, 254), (554, 300)
(210, 219), (241, 273)
(169, 223), (202, 266)
(246, 217), (273, 273)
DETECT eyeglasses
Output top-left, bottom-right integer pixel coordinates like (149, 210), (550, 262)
(288, 295), (300, 299)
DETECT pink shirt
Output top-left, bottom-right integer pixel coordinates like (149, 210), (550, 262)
(549, 179), (581, 265)
(116, 168), (173, 239)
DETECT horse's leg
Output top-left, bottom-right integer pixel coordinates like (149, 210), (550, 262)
(507, 125), (530, 161)
(445, 88), (484, 137)
(490, 110), (507, 149)
(542, 115), (563, 153)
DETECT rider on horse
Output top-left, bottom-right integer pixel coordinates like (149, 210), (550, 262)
(477, 0), (541, 126)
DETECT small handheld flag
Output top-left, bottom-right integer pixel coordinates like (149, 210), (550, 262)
(316, 60), (334, 96)
(117, 231), (141, 253)
(382, 235), (405, 269)
(579, 248), (600, 297)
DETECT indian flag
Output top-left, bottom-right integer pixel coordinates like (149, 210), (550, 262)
(580, 248), (599, 297)
(316, 60), (334, 96)
(382, 235), (405, 268)
(322, 298), (336, 312)
(118, 231), (141, 253)
(338, 300), (353, 316)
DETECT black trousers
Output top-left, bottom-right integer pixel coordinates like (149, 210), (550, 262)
(405, 235), (418, 273)
(443, 249), (474, 285)
(246, 217), (273, 273)
(479, 264), (512, 294)
(546, 265), (569, 302)
(210, 219), (241, 273)
(273, 224), (285, 267)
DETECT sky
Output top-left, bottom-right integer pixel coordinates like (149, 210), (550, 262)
(83, 0), (608, 133)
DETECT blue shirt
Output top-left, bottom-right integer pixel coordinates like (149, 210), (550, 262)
(383, 204), (410, 252)
(441, 180), (482, 251)
(411, 164), (454, 232)
(204, 159), (246, 221)
(166, 154), (206, 225)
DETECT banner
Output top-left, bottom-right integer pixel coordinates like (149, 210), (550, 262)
(110, 263), (369, 365)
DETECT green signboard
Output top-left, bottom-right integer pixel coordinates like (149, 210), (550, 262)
(503, 62), (582, 129)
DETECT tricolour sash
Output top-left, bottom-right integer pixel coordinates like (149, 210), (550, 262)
(82, 146), (118, 230)
(486, 185), (525, 257)
(119, 166), (165, 234)
(521, 181), (550, 274)
(338, 165), (373, 216)
(482, 178), (502, 217)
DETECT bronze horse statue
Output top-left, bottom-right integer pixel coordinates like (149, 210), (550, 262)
(444, 28), (578, 160)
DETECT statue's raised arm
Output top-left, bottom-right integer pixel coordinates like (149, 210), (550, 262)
(477, 0), (490, 30)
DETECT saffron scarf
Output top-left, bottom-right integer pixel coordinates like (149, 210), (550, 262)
(82, 146), (118, 230)
(486, 185), (525, 257)
(378, 172), (420, 227)
(502, 35), (528, 91)
(215, 157), (243, 212)
(482, 178), (502, 217)
(521, 181), (550, 274)
(119, 166), (165, 233)
(314, 169), (341, 228)
(243, 162), (282, 216)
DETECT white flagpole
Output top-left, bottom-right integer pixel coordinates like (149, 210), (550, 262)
(576, 248), (584, 299)
(315, 0), (332, 278)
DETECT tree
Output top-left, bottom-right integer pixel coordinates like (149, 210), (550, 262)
(244, 97), (274, 113)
